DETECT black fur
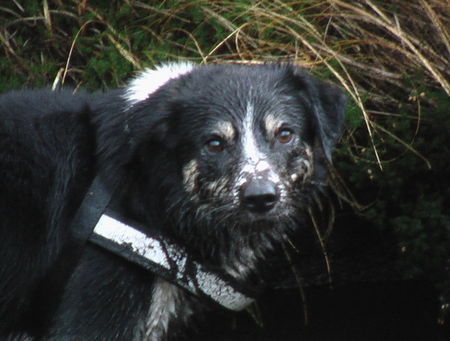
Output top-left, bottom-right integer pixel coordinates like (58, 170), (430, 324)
(0, 63), (346, 340)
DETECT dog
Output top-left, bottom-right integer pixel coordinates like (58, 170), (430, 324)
(0, 62), (346, 340)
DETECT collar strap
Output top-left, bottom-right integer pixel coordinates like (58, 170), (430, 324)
(74, 176), (255, 311)
(89, 211), (255, 311)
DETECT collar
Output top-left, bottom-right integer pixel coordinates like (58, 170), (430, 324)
(90, 212), (254, 310)
(72, 176), (255, 311)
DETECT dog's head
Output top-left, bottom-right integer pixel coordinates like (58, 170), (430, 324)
(97, 62), (346, 245)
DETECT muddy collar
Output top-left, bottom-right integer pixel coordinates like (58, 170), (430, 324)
(72, 176), (255, 311)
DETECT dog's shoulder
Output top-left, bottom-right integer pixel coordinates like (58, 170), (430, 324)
(0, 88), (97, 183)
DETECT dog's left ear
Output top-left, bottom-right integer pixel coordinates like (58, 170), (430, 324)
(291, 66), (347, 162)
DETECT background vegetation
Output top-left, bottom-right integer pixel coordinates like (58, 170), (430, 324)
(1, 0), (448, 329)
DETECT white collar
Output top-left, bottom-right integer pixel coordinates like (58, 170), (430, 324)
(90, 213), (255, 311)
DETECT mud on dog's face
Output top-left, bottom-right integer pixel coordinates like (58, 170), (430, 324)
(140, 64), (347, 225)
(180, 98), (315, 222)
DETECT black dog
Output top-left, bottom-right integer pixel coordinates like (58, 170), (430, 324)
(0, 62), (346, 340)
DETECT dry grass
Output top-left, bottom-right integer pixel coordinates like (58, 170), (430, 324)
(2, 0), (447, 168)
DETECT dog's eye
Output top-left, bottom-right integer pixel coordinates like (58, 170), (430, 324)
(206, 138), (225, 153)
(276, 128), (294, 144)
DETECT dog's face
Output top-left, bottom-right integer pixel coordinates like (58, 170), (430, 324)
(177, 79), (315, 224)
(152, 65), (345, 228)
(100, 63), (346, 251)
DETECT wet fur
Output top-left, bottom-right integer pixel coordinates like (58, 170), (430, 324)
(0, 63), (346, 340)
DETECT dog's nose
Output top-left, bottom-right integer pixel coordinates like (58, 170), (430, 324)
(241, 180), (278, 213)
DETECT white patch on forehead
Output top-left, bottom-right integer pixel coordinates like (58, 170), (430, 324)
(124, 61), (196, 105)
(242, 103), (262, 163)
(237, 102), (282, 187)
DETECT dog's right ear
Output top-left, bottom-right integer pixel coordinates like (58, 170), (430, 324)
(289, 66), (347, 163)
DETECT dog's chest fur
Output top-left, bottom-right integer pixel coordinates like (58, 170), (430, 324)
(136, 278), (191, 340)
